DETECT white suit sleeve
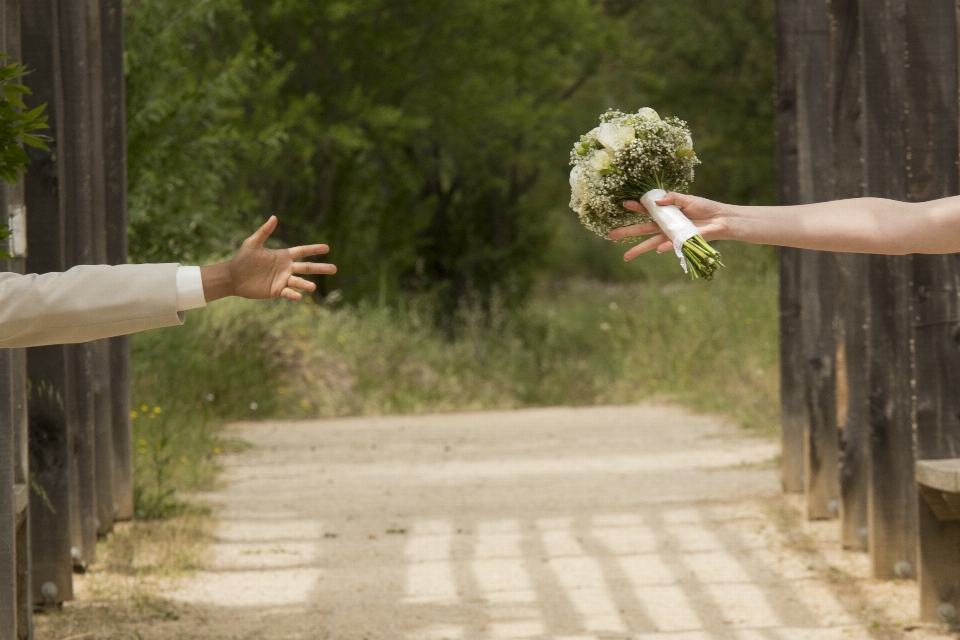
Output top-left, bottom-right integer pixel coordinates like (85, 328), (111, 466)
(0, 263), (186, 348)
(175, 266), (207, 311)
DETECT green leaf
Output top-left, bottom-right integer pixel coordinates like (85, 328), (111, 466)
(21, 133), (50, 150)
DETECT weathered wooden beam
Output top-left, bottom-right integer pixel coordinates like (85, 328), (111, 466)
(795, 0), (840, 521)
(23, 0), (76, 605)
(0, 2), (31, 636)
(58, 0), (99, 566)
(826, 0), (869, 550)
(0, 353), (18, 639)
(836, 253), (869, 550)
(775, 0), (805, 494)
(916, 459), (960, 623)
(865, 255), (915, 579)
(859, 0), (918, 581)
(897, 0), (960, 620)
(101, 0), (132, 522)
(84, 0), (115, 538)
(800, 251), (841, 520)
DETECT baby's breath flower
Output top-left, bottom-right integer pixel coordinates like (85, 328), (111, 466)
(568, 108), (700, 239)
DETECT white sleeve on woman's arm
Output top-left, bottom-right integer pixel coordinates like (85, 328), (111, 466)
(175, 266), (207, 312)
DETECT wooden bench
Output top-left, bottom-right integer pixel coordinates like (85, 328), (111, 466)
(916, 459), (960, 623)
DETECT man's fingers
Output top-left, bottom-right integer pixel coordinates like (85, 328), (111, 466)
(289, 244), (330, 260)
(280, 287), (303, 301)
(609, 220), (662, 240)
(292, 261), (337, 275)
(287, 276), (316, 292)
(624, 233), (668, 261)
(245, 215), (278, 248)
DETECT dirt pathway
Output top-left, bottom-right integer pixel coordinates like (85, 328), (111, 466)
(69, 404), (956, 639)
(48, 406), (950, 640)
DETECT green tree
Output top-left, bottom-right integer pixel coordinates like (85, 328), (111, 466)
(124, 0), (287, 263)
(243, 0), (610, 305)
(124, 0), (777, 302)
(604, 0), (776, 206)
(0, 58), (49, 258)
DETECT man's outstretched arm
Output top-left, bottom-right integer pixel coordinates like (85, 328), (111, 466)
(0, 216), (336, 349)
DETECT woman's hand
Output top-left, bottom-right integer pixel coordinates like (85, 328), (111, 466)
(608, 192), (730, 261)
(201, 216), (337, 302)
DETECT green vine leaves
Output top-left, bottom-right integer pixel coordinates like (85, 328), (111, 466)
(0, 56), (51, 259)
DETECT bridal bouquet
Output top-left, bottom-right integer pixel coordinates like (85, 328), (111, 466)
(569, 108), (723, 280)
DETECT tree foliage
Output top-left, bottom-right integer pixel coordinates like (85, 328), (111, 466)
(125, 0), (775, 303)
(0, 58), (49, 184)
(125, 0), (287, 263)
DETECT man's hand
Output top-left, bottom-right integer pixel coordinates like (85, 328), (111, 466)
(608, 192), (730, 261)
(200, 216), (337, 302)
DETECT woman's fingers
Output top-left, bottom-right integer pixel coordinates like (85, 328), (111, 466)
(609, 220), (662, 240)
(291, 261), (337, 275)
(623, 233), (668, 261)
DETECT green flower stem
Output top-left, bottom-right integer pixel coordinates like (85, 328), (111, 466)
(680, 235), (724, 281)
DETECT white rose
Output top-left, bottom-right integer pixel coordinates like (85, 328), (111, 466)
(677, 133), (695, 158)
(637, 107), (660, 121)
(587, 149), (613, 175)
(596, 122), (636, 153)
(569, 166), (586, 200)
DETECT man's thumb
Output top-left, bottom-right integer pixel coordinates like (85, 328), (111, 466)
(246, 216), (278, 247)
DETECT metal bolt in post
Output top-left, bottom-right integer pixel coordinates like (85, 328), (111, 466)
(893, 560), (913, 579)
(938, 603), (958, 623)
(40, 581), (58, 602)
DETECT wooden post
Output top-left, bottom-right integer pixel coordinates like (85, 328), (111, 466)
(826, 0), (869, 550)
(865, 257), (915, 579)
(915, 461), (960, 623)
(800, 251), (841, 520)
(775, 0), (805, 494)
(1, 1), (34, 635)
(23, 0), (76, 604)
(858, 0), (918, 581)
(57, 0), (99, 566)
(918, 489), (960, 623)
(101, 0), (132, 522)
(901, 0), (960, 617)
(85, 0), (115, 537)
(795, 0), (840, 521)
(837, 253), (870, 549)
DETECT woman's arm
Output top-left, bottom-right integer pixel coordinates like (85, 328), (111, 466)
(608, 193), (960, 260)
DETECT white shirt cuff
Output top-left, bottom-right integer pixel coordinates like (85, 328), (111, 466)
(175, 266), (207, 312)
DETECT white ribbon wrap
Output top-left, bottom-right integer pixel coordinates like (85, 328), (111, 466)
(639, 189), (699, 274)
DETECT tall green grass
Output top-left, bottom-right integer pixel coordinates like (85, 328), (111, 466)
(130, 242), (780, 512)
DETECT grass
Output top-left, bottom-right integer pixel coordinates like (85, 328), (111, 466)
(128, 240), (780, 516)
(37, 241), (780, 637)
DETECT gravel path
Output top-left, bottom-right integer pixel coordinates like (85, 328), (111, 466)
(160, 404), (930, 639)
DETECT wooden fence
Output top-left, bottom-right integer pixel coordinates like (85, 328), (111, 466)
(778, 0), (960, 623)
(1, 0), (130, 638)
(3, 0), (960, 637)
